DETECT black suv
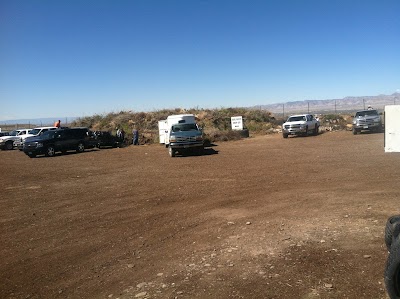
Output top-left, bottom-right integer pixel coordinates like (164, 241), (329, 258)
(93, 131), (122, 148)
(23, 128), (95, 158)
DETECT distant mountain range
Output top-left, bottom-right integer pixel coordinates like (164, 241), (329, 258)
(0, 117), (78, 126)
(1, 93), (399, 125)
(254, 92), (400, 115)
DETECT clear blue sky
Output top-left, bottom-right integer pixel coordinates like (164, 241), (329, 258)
(1, 0), (399, 120)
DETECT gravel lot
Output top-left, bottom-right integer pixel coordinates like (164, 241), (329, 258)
(1, 131), (399, 299)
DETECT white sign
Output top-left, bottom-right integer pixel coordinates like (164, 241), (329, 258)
(231, 116), (243, 130)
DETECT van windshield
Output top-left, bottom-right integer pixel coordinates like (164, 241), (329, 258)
(171, 124), (198, 132)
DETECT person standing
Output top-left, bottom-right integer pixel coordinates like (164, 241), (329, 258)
(132, 128), (139, 145)
(54, 120), (61, 128)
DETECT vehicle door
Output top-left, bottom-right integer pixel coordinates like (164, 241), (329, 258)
(307, 115), (315, 129)
(53, 130), (69, 150)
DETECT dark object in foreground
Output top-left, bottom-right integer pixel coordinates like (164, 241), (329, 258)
(93, 131), (122, 148)
(385, 214), (400, 299)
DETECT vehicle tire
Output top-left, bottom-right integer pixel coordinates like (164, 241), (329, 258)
(386, 216), (400, 251)
(385, 237), (400, 298)
(314, 125), (319, 136)
(168, 146), (175, 157)
(77, 142), (85, 153)
(5, 141), (13, 150)
(45, 146), (55, 157)
(27, 153), (36, 158)
(352, 128), (358, 135)
(303, 126), (308, 137)
(283, 133), (288, 139)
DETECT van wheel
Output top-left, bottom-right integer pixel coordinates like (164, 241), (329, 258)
(46, 146), (55, 157)
(77, 143), (85, 153)
(352, 128), (358, 135)
(5, 141), (13, 150)
(168, 147), (175, 157)
(283, 133), (288, 138)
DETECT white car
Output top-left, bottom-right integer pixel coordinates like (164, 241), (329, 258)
(0, 129), (31, 150)
(14, 126), (58, 150)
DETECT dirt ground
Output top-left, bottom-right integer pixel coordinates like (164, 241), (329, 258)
(1, 131), (400, 299)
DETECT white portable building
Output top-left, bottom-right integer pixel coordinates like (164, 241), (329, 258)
(385, 105), (400, 153)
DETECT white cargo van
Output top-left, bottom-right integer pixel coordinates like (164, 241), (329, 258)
(158, 114), (204, 157)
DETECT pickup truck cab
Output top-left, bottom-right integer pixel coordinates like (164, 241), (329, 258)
(282, 114), (319, 138)
(14, 126), (58, 150)
(0, 129), (31, 150)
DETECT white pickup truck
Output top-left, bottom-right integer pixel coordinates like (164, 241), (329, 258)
(0, 129), (31, 150)
(282, 114), (320, 138)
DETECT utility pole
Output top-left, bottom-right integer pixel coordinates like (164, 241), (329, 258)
(283, 104), (285, 119)
(363, 99), (365, 110)
(308, 101), (310, 113)
(335, 100), (337, 114)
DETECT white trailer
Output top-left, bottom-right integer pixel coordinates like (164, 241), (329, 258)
(158, 114), (197, 145)
(385, 105), (400, 153)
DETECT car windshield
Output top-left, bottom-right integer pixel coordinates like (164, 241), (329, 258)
(355, 110), (378, 117)
(29, 129), (41, 135)
(8, 130), (19, 136)
(40, 131), (56, 139)
(288, 116), (306, 122)
(171, 123), (198, 132)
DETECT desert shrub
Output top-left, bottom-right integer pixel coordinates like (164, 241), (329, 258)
(71, 107), (277, 144)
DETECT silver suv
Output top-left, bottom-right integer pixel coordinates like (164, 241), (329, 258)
(352, 109), (382, 134)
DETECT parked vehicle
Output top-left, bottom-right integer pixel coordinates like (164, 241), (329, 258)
(0, 132), (10, 137)
(23, 127), (95, 158)
(158, 114), (204, 157)
(14, 126), (57, 150)
(93, 131), (122, 148)
(282, 114), (319, 138)
(384, 214), (400, 298)
(0, 129), (31, 150)
(352, 109), (382, 134)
